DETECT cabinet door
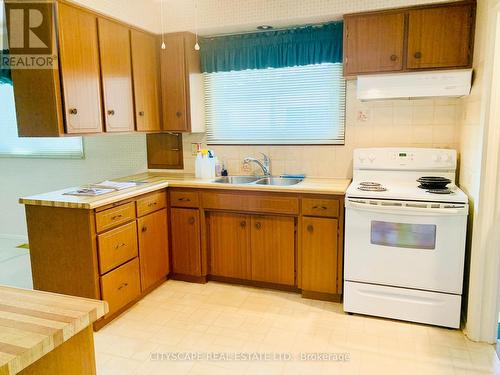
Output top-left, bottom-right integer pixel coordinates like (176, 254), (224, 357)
(407, 5), (474, 69)
(57, 3), (103, 134)
(137, 209), (169, 291)
(160, 34), (189, 131)
(344, 12), (405, 75)
(170, 208), (202, 276)
(250, 216), (295, 285)
(301, 217), (338, 294)
(131, 30), (161, 132)
(209, 212), (251, 279)
(97, 18), (134, 132)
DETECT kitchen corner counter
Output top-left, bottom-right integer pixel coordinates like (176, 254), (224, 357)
(19, 172), (351, 209)
(0, 285), (107, 375)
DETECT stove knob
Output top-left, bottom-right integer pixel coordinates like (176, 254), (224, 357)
(368, 154), (376, 162)
(442, 153), (451, 162)
(432, 154), (441, 162)
(358, 154), (366, 162)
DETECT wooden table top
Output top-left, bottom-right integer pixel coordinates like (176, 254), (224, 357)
(19, 172), (352, 209)
(0, 286), (107, 375)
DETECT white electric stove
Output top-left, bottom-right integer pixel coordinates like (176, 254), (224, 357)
(344, 148), (468, 328)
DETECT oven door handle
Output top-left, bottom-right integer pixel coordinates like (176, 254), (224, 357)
(345, 199), (468, 216)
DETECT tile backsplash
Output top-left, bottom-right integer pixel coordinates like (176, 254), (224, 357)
(172, 80), (460, 179)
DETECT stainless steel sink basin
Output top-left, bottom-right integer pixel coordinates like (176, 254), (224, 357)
(213, 176), (260, 184)
(213, 176), (303, 186)
(254, 177), (303, 186)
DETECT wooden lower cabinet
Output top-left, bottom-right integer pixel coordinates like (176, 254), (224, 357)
(250, 216), (295, 286)
(208, 212), (251, 279)
(301, 217), (339, 294)
(137, 209), (169, 291)
(170, 207), (202, 276)
(100, 258), (141, 316)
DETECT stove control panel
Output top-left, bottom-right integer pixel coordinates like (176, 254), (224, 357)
(354, 148), (456, 170)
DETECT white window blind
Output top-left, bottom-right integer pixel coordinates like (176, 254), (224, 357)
(204, 63), (345, 145)
(0, 84), (84, 158)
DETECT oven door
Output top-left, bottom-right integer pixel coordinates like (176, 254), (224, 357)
(344, 198), (468, 294)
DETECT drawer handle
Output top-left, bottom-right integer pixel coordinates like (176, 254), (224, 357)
(178, 197), (191, 202)
(255, 222), (261, 230)
(142, 226), (147, 232)
(114, 243), (126, 249)
(148, 202), (158, 207)
(312, 205), (328, 210)
(307, 224), (314, 233)
(117, 282), (128, 290)
(240, 221), (246, 228)
(414, 51), (422, 59)
(69, 108), (78, 115)
(188, 217), (195, 225)
(107, 109), (115, 116)
(111, 214), (123, 220)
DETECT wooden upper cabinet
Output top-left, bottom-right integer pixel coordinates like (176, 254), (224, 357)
(97, 18), (135, 132)
(131, 30), (161, 132)
(209, 212), (251, 280)
(406, 4), (474, 70)
(58, 3), (103, 134)
(344, 12), (405, 75)
(160, 32), (204, 132)
(344, 1), (476, 76)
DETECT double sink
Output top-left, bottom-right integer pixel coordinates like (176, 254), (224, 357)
(213, 176), (303, 186)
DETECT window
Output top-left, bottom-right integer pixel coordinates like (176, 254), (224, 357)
(204, 63), (345, 145)
(0, 84), (84, 158)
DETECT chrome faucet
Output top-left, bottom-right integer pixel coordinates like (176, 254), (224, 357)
(244, 153), (271, 176)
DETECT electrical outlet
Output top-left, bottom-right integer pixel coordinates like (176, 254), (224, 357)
(357, 109), (370, 122)
(191, 143), (202, 156)
(242, 161), (251, 173)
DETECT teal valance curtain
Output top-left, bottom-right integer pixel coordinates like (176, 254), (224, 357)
(200, 21), (343, 73)
(0, 50), (12, 85)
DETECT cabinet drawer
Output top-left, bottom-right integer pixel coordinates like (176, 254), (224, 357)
(100, 258), (141, 316)
(170, 190), (200, 208)
(98, 221), (138, 274)
(202, 192), (299, 215)
(136, 191), (166, 217)
(302, 198), (339, 218)
(96, 202), (135, 232)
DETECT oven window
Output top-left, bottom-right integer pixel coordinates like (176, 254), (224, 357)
(370, 221), (436, 250)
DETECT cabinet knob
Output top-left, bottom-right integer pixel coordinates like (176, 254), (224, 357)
(117, 282), (128, 290)
(307, 224), (314, 233)
(240, 221), (246, 228)
(414, 52), (422, 59)
(107, 109), (115, 116)
(139, 111), (145, 116)
(69, 108), (78, 115)
(390, 54), (398, 61)
(188, 217), (195, 225)
(142, 226), (147, 232)
(176, 111), (182, 118)
(114, 243), (126, 249)
(255, 222), (261, 230)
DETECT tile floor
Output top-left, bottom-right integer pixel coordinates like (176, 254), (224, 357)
(95, 280), (500, 375)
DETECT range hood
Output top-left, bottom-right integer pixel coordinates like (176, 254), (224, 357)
(356, 69), (472, 100)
